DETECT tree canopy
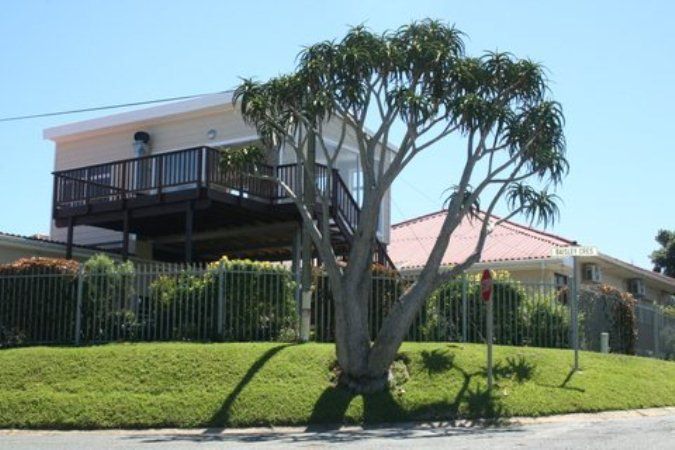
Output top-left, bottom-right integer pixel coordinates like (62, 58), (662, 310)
(651, 229), (675, 277)
(232, 19), (568, 390)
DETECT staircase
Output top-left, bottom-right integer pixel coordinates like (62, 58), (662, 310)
(319, 165), (396, 271)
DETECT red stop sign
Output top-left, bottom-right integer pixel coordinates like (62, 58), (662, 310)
(481, 269), (493, 302)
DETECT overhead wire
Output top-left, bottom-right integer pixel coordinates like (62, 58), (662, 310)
(0, 91), (229, 123)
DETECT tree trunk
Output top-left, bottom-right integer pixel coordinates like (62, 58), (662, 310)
(333, 273), (391, 393)
(334, 271), (441, 393)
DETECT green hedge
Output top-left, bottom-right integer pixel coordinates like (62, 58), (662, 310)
(579, 284), (637, 354)
(0, 257), (80, 346)
(148, 257), (298, 342)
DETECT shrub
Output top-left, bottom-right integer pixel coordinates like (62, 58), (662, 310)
(419, 271), (528, 345)
(148, 257), (297, 342)
(81, 254), (137, 342)
(0, 257), (79, 346)
(661, 325), (675, 360)
(579, 284), (637, 355)
(518, 294), (571, 348)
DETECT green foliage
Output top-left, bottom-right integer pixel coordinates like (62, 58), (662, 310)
(660, 325), (675, 360)
(420, 274), (528, 344)
(234, 20), (567, 222)
(651, 229), (675, 277)
(0, 257), (79, 346)
(517, 294), (570, 348)
(663, 305), (675, 320)
(419, 272), (571, 349)
(2, 343), (675, 428)
(148, 257), (298, 342)
(81, 254), (137, 342)
(579, 285), (637, 355)
(218, 145), (266, 172)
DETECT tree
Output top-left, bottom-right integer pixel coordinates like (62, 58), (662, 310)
(234, 20), (567, 392)
(651, 230), (675, 277)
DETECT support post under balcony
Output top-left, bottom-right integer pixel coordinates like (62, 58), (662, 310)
(65, 217), (74, 260)
(185, 202), (194, 263)
(122, 210), (130, 261)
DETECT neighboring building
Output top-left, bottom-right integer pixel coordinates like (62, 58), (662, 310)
(0, 232), (116, 263)
(389, 210), (675, 306)
(43, 92), (396, 266)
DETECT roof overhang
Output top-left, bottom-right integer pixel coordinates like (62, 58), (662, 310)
(43, 91), (235, 143)
(590, 253), (675, 293)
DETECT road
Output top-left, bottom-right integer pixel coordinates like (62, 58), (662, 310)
(1, 410), (673, 449)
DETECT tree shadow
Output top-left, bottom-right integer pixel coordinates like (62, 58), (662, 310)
(306, 346), (517, 430)
(306, 383), (409, 431)
(420, 349), (455, 375)
(536, 368), (585, 393)
(207, 343), (293, 430)
(492, 355), (536, 383)
(463, 384), (505, 424)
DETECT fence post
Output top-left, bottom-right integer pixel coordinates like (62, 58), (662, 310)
(74, 265), (85, 345)
(217, 261), (225, 340)
(654, 307), (661, 358)
(461, 275), (468, 343)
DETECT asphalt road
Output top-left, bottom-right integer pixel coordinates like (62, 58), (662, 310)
(1, 411), (673, 449)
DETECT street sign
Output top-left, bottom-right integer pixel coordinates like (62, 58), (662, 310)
(550, 246), (590, 371)
(550, 246), (598, 258)
(481, 269), (493, 302)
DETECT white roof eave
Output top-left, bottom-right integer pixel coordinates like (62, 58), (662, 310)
(43, 91), (235, 143)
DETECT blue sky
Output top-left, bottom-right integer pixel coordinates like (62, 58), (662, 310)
(0, 1), (673, 269)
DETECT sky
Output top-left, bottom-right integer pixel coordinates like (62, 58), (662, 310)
(0, 0), (673, 270)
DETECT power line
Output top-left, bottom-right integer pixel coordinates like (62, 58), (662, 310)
(0, 91), (229, 123)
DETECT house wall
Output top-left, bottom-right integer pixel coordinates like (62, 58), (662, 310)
(51, 108), (254, 248)
(579, 263), (674, 305)
(50, 108), (393, 250)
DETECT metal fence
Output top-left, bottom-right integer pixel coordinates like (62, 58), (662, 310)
(0, 263), (297, 346)
(635, 303), (675, 359)
(313, 275), (572, 349)
(1, 263), (673, 360)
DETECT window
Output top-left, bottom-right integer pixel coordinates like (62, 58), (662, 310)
(554, 273), (569, 304)
(554, 273), (569, 289)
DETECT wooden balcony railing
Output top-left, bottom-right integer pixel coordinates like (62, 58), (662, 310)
(53, 146), (395, 268)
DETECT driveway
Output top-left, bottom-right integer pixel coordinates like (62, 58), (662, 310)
(1, 409), (673, 449)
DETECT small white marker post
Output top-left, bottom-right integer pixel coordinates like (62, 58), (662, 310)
(550, 245), (598, 371)
(481, 269), (494, 392)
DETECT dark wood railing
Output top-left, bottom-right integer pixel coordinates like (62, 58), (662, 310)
(53, 146), (395, 269)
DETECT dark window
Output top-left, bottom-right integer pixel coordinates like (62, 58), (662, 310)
(554, 273), (568, 289)
(554, 272), (569, 303)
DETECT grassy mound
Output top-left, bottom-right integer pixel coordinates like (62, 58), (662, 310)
(0, 342), (674, 429)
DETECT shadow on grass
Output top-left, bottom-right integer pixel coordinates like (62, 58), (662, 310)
(492, 356), (536, 383)
(207, 343), (294, 429)
(420, 349), (455, 375)
(307, 344), (511, 430)
(126, 345), (524, 446)
(536, 367), (585, 393)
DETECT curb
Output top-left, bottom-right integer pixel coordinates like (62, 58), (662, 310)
(0, 406), (673, 436)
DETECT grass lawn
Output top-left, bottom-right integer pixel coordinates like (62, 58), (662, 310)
(0, 342), (674, 429)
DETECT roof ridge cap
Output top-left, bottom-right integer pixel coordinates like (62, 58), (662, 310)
(493, 216), (576, 245)
(392, 209), (447, 228)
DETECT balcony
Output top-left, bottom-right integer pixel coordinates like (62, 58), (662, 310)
(52, 146), (392, 267)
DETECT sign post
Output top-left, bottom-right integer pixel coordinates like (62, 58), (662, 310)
(551, 246), (598, 371)
(481, 269), (494, 392)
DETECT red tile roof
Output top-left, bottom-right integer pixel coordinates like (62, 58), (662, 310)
(389, 210), (576, 270)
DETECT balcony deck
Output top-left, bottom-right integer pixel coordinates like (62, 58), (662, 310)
(53, 146), (393, 266)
